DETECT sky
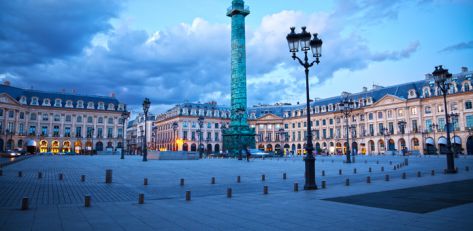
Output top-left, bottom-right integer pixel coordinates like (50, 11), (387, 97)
(0, 0), (472, 116)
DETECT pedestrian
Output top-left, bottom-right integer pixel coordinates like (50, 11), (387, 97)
(245, 146), (251, 162)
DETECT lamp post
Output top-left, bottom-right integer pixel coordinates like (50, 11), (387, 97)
(120, 108), (130, 159)
(398, 120), (407, 155)
(286, 26), (322, 190)
(142, 98), (151, 161)
(197, 116), (204, 158)
(431, 65), (456, 173)
(172, 122), (178, 151)
(235, 108), (245, 160)
(449, 112), (459, 157)
(339, 92), (354, 163)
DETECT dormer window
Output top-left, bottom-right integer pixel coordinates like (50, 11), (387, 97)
(87, 102), (94, 109)
(328, 104), (333, 111)
(117, 104), (124, 111)
(107, 103), (115, 110)
(31, 97), (39, 105)
(42, 98), (51, 106)
(214, 110), (220, 117)
(97, 102), (105, 110)
(422, 87), (431, 97)
(66, 100), (73, 108)
(20, 96), (27, 104)
(76, 101), (83, 108)
(463, 81), (471, 92)
(408, 89), (417, 99)
(54, 99), (62, 107)
(321, 106), (326, 112)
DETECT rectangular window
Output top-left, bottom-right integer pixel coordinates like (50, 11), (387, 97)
(438, 118), (446, 131)
(97, 128), (103, 138)
(42, 126), (48, 136)
(329, 128), (334, 138)
(191, 131), (195, 141)
(438, 105), (444, 113)
(369, 124), (374, 136)
(42, 114), (48, 121)
(64, 127), (71, 137)
(108, 128), (113, 138)
(378, 112), (383, 119)
(292, 132), (295, 141)
(316, 120), (319, 126)
(378, 123), (384, 135)
(214, 132), (219, 141)
(389, 122), (394, 134)
(322, 129), (326, 139)
(183, 122), (188, 128)
(411, 107), (417, 115)
(206, 132), (211, 141)
(87, 127), (93, 138)
(284, 124), (288, 129)
(297, 131), (301, 141)
(398, 109), (404, 117)
(466, 101), (473, 110)
(76, 127), (82, 138)
(412, 120), (418, 132)
(118, 128), (123, 138)
(425, 119), (432, 132)
(466, 115), (473, 128)
(29, 126), (36, 135)
(183, 131), (188, 140)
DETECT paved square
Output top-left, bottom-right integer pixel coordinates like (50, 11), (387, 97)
(0, 155), (472, 231)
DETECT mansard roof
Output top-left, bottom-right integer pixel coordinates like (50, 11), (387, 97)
(0, 84), (123, 110)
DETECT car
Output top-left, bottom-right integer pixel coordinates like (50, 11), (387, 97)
(1, 150), (21, 157)
(248, 149), (269, 158)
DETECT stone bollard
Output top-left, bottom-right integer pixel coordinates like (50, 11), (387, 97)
(353, 168), (357, 174)
(402, 173), (406, 179)
(385, 175), (390, 181)
(38, 172), (42, 179)
(185, 191), (191, 201)
(144, 178), (148, 186)
(322, 180), (326, 189)
(18, 171), (23, 177)
(283, 173), (287, 180)
(404, 158), (409, 166)
(59, 173), (64, 181)
(339, 169), (342, 175)
(227, 188), (232, 198)
(389, 161), (392, 165)
(417, 171), (421, 177)
(138, 193), (144, 204)
(180, 178), (185, 186)
(394, 166), (397, 170)
(293, 182), (299, 192)
(84, 195), (91, 207)
(369, 167), (372, 173)
(261, 174), (265, 181)
(367, 176), (371, 184)
(345, 178), (350, 186)
(322, 170), (325, 176)
(431, 170), (435, 176)
(381, 167), (384, 172)
(81, 175), (86, 182)
(21, 197), (29, 210)
(237, 176), (241, 183)
(211, 177), (216, 184)
(466, 166), (470, 172)
(105, 169), (112, 184)
(263, 186), (268, 195)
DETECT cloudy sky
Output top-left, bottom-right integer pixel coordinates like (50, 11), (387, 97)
(1, 0), (472, 116)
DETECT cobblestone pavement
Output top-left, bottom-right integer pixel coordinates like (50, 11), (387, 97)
(0, 155), (472, 230)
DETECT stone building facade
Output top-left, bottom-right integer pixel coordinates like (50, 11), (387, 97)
(0, 82), (126, 154)
(154, 67), (473, 155)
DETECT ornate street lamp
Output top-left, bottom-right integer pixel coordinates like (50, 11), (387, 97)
(172, 122), (179, 151)
(235, 108), (246, 160)
(197, 116), (204, 158)
(286, 26), (322, 190)
(142, 98), (151, 161)
(339, 92), (354, 163)
(431, 65), (456, 173)
(120, 108), (130, 159)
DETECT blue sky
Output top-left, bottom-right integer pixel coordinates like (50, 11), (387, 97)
(0, 0), (472, 115)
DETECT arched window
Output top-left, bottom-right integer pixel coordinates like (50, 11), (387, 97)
(77, 100), (84, 108)
(31, 97), (39, 105)
(422, 87), (430, 97)
(87, 102), (94, 109)
(54, 99), (62, 107)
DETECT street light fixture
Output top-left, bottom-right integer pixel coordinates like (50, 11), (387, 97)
(197, 116), (204, 158)
(172, 122), (179, 151)
(120, 108), (130, 159)
(142, 98), (151, 161)
(431, 65), (456, 173)
(286, 26), (322, 190)
(339, 92), (354, 163)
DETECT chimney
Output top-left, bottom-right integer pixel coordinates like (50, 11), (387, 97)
(110, 92), (116, 98)
(2, 80), (10, 86)
(462, 67), (468, 73)
(362, 87), (368, 92)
